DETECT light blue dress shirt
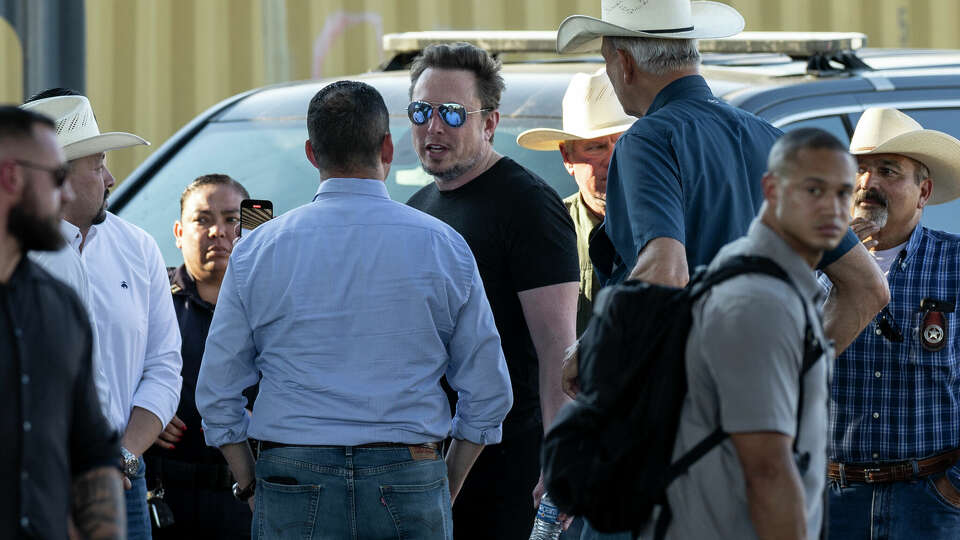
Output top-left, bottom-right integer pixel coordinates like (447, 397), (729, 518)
(196, 178), (512, 447)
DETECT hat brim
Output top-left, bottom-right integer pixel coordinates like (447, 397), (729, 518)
(852, 130), (960, 205)
(557, 1), (745, 54)
(64, 132), (149, 161)
(517, 122), (634, 151)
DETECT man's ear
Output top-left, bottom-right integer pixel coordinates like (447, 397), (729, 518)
(381, 132), (394, 166)
(173, 220), (184, 250)
(617, 48), (636, 85)
(761, 172), (779, 205)
(917, 177), (934, 209)
(483, 110), (500, 142)
(0, 161), (24, 198)
(558, 142), (576, 176)
(304, 140), (319, 169)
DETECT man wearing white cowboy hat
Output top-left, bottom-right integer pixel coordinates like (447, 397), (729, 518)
(822, 107), (960, 538)
(555, 0), (888, 402)
(23, 90), (182, 540)
(517, 69), (635, 336)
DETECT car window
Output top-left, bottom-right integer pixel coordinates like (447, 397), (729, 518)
(847, 108), (960, 235)
(118, 117), (575, 266)
(780, 115), (850, 144)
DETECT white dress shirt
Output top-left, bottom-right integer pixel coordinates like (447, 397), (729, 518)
(77, 213), (182, 432)
(29, 220), (120, 424)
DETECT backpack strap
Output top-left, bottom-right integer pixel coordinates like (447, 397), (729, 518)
(654, 254), (824, 540)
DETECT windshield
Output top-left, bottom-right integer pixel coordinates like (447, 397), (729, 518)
(119, 117), (576, 265)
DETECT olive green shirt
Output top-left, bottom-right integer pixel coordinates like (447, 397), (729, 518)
(563, 192), (603, 336)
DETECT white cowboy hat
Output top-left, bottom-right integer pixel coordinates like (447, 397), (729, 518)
(556, 0), (744, 54)
(850, 107), (960, 205)
(517, 69), (635, 151)
(21, 95), (148, 161)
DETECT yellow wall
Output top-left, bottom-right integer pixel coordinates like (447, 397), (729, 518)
(3, 1), (960, 180)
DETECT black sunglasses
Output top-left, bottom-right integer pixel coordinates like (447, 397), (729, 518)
(15, 159), (69, 188)
(407, 101), (492, 128)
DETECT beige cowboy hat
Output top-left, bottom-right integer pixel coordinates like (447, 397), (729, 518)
(517, 69), (635, 151)
(21, 95), (148, 161)
(850, 107), (960, 205)
(556, 0), (745, 54)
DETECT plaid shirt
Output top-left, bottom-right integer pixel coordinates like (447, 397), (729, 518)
(821, 225), (960, 481)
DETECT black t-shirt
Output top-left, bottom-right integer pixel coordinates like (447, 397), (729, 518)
(407, 157), (579, 433)
(0, 257), (119, 540)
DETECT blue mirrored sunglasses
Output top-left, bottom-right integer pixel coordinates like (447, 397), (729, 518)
(407, 101), (491, 128)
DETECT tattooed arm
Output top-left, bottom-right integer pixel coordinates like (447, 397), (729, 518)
(71, 466), (126, 540)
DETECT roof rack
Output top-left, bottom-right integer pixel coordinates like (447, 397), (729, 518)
(379, 30), (868, 70)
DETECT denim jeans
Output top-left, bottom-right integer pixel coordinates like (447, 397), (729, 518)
(253, 445), (452, 539)
(127, 459), (153, 540)
(829, 473), (960, 539)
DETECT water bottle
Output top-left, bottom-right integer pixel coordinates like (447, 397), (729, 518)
(529, 493), (563, 539)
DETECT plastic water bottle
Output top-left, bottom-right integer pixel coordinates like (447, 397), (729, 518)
(529, 493), (563, 539)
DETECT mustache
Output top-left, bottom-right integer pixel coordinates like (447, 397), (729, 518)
(854, 188), (887, 207)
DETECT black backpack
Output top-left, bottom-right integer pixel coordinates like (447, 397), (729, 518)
(541, 255), (824, 537)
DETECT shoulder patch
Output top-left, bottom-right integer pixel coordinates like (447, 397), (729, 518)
(170, 283), (182, 294)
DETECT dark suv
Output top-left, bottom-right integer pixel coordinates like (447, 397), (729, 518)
(110, 31), (960, 265)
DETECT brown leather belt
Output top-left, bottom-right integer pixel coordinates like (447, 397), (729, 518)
(828, 448), (960, 484)
(259, 440), (440, 452)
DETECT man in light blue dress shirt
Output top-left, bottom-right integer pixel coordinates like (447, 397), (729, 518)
(196, 81), (513, 539)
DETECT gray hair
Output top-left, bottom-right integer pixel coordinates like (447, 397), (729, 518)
(914, 160), (931, 184)
(606, 36), (700, 76)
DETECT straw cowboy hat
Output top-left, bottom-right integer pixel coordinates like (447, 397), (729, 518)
(556, 0), (745, 54)
(517, 69), (636, 151)
(21, 95), (148, 161)
(850, 107), (960, 205)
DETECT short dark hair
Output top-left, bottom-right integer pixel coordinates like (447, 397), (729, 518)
(179, 173), (250, 216)
(0, 106), (55, 143)
(768, 128), (850, 176)
(307, 81), (389, 173)
(408, 42), (505, 111)
(24, 87), (82, 103)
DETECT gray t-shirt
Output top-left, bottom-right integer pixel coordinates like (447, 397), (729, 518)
(665, 219), (833, 540)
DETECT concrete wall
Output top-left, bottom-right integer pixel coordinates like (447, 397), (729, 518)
(2, 0), (959, 181)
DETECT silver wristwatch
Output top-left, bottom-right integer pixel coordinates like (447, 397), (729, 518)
(120, 447), (141, 478)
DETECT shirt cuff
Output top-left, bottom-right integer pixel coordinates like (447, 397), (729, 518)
(451, 417), (503, 445)
(201, 413), (252, 448)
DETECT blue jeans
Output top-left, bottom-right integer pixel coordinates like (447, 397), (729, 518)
(127, 459), (152, 540)
(829, 474), (960, 539)
(253, 445), (452, 539)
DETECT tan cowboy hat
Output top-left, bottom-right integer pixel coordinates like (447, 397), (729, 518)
(517, 69), (635, 151)
(21, 96), (148, 161)
(850, 107), (960, 205)
(556, 0), (744, 54)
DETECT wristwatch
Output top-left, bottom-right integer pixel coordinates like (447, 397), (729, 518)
(232, 480), (256, 502)
(119, 447), (141, 478)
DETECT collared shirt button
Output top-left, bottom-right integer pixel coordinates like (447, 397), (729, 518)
(875, 371), (882, 378)
(875, 326), (882, 335)
(873, 412), (880, 419)
(20, 516), (28, 528)
(22, 421), (31, 432)
(873, 453), (879, 459)
(20, 374), (29, 385)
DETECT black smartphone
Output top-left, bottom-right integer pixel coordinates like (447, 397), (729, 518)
(240, 199), (273, 237)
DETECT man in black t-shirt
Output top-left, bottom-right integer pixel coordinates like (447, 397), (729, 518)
(406, 43), (580, 539)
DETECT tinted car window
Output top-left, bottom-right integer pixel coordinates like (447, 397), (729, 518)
(119, 116), (575, 265)
(847, 108), (960, 234)
(780, 115), (850, 145)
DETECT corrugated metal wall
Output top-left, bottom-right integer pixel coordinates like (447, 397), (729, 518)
(2, 0), (960, 181)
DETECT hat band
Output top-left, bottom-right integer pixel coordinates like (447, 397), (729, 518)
(640, 25), (695, 34)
